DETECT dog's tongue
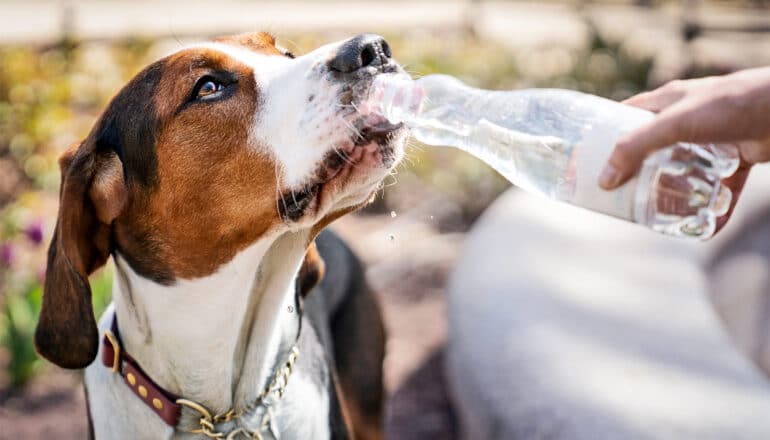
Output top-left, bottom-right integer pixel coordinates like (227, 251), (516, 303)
(360, 74), (425, 125)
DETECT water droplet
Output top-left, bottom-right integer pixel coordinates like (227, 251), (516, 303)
(390, 211), (397, 218)
(388, 234), (396, 242)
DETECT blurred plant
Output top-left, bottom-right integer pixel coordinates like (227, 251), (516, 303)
(0, 38), (152, 389)
(0, 269), (113, 389)
(0, 206), (47, 388)
(0, 282), (43, 387)
(0, 213), (43, 388)
(23, 219), (44, 246)
(0, 243), (14, 268)
(566, 22), (654, 99)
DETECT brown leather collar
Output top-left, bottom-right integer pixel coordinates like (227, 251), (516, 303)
(101, 317), (182, 426)
(101, 314), (302, 437)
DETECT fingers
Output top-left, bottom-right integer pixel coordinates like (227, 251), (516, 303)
(599, 75), (768, 190)
(739, 137), (770, 164)
(598, 81), (690, 189)
(623, 82), (686, 113)
(714, 161), (752, 235)
(599, 112), (683, 189)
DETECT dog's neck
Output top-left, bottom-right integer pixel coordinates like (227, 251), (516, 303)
(110, 229), (310, 414)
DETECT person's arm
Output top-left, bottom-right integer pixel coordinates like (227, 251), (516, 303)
(598, 67), (770, 190)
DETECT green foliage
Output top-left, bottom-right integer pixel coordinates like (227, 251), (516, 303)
(0, 282), (42, 387)
(0, 39), (142, 388)
(91, 267), (115, 320)
(564, 22), (654, 99)
(0, 267), (112, 389)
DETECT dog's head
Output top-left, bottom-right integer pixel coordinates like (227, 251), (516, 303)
(35, 32), (407, 368)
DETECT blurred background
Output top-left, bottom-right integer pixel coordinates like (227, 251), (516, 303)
(1, 1), (770, 438)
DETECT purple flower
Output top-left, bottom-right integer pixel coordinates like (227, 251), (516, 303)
(24, 220), (44, 246)
(1, 242), (15, 267)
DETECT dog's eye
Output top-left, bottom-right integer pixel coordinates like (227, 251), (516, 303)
(198, 81), (221, 96)
(193, 77), (225, 100)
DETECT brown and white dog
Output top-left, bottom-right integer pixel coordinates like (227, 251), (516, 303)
(35, 32), (406, 439)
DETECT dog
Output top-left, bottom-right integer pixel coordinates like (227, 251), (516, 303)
(34, 32), (407, 439)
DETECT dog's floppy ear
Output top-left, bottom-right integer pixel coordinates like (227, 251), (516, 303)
(297, 241), (325, 298)
(35, 126), (127, 369)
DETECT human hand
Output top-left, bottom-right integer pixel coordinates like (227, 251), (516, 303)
(598, 67), (770, 232)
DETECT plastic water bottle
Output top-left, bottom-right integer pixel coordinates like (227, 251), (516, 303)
(363, 74), (739, 240)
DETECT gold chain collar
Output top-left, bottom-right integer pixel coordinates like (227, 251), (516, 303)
(176, 345), (300, 439)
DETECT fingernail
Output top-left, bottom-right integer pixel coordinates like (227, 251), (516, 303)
(599, 164), (621, 189)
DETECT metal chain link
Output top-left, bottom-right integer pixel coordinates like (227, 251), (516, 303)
(177, 345), (299, 439)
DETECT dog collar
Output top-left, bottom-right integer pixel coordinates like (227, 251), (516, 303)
(102, 315), (300, 439)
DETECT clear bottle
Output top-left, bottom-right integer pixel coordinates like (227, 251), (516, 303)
(364, 74), (739, 240)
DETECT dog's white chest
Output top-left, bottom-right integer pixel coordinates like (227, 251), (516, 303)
(252, 374), (331, 439)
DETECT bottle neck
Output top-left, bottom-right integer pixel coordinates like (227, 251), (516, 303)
(367, 74), (424, 124)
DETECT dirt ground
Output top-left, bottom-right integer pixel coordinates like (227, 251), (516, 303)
(0, 203), (464, 440)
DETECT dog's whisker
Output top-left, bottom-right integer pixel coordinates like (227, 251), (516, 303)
(340, 118), (364, 141)
(400, 154), (416, 167)
(290, 188), (299, 208)
(282, 38), (301, 54)
(332, 145), (356, 167)
(274, 162), (291, 223)
(405, 138), (425, 153)
(383, 174), (399, 188)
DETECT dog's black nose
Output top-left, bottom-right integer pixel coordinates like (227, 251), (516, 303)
(329, 34), (392, 73)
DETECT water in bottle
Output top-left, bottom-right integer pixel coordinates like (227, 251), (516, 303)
(361, 73), (739, 240)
